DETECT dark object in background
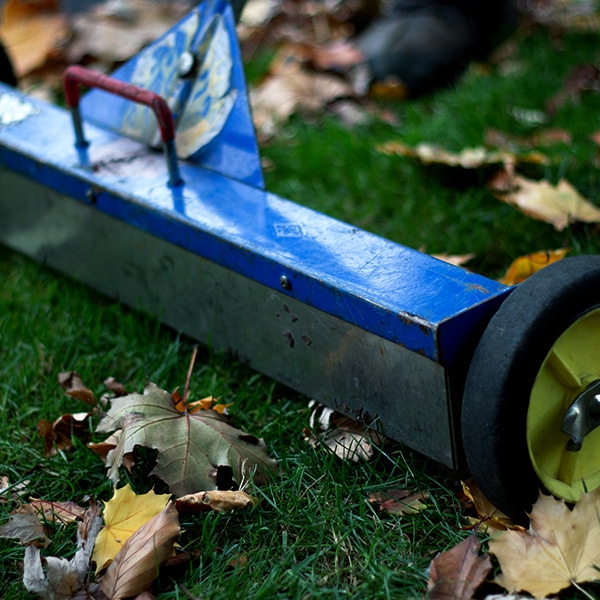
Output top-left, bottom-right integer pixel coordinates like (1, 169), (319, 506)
(355, 0), (517, 96)
(0, 40), (16, 86)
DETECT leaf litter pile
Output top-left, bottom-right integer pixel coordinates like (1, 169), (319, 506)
(4, 0), (600, 598)
(4, 353), (600, 599)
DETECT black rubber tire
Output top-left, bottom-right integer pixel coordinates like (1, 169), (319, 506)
(461, 254), (600, 522)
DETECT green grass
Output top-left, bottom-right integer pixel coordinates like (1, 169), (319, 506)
(2, 22), (600, 600)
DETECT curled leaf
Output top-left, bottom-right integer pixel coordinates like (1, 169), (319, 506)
(176, 490), (258, 514)
(427, 533), (492, 600)
(99, 501), (180, 600)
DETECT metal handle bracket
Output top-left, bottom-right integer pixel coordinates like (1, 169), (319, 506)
(63, 65), (183, 187)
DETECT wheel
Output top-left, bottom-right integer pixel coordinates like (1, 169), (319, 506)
(461, 254), (600, 522)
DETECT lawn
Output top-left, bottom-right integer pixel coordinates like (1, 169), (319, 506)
(1, 8), (600, 600)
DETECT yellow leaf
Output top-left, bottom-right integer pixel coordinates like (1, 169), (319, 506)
(460, 478), (524, 532)
(99, 501), (180, 599)
(490, 172), (600, 231)
(92, 484), (171, 573)
(499, 248), (570, 285)
(489, 489), (600, 598)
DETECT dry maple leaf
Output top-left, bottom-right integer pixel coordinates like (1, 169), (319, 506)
(99, 501), (180, 600)
(93, 483), (171, 573)
(489, 170), (600, 231)
(427, 533), (492, 600)
(490, 488), (600, 599)
(96, 382), (278, 495)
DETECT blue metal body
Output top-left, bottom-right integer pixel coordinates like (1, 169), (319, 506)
(0, 1), (512, 468)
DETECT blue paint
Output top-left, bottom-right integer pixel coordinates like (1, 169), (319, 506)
(79, 0), (263, 188)
(0, 83), (510, 365)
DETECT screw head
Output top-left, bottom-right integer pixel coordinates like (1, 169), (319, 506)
(280, 275), (291, 290)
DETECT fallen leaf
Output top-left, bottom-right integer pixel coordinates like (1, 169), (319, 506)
(427, 533), (492, 600)
(378, 141), (510, 169)
(432, 253), (475, 268)
(368, 488), (428, 515)
(38, 412), (91, 456)
(0, 476), (29, 503)
(546, 64), (600, 116)
(499, 248), (570, 286)
(304, 402), (383, 462)
(99, 501), (180, 599)
(250, 45), (354, 139)
(29, 499), (86, 525)
(104, 377), (127, 397)
(66, 0), (190, 65)
(0, 504), (51, 547)
(489, 170), (600, 231)
(485, 127), (572, 150)
(460, 478), (524, 532)
(172, 388), (230, 415)
(58, 371), (96, 405)
(96, 382), (278, 495)
(176, 489), (259, 514)
(92, 483), (171, 573)
(0, 0), (66, 78)
(490, 489), (600, 598)
(23, 546), (82, 600)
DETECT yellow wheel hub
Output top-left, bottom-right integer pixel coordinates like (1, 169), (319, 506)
(528, 307), (600, 502)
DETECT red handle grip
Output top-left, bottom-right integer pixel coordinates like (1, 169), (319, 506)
(63, 65), (182, 187)
(63, 65), (175, 144)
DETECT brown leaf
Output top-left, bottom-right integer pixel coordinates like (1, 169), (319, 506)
(58, 371), (96, 405)
(29, 499), (86, 525)
(490, 489), (600, 599)
(460, 479), (525, 532)
(0, 0), (66, 77)
(250, 44), (354, 139)
(66, 0), (190, 65)
(0, 504), (51, 547)
(99, 501), (181, 599)
(546, 64), (600, 116)
(38, 412), (91, 456)
(104, 377), (127, 397)
(427, 533), (492, 600)
(176, 490), (259, 515)
(499, 248), (570, 285)
(368, 489), (428, 515)
(489, 170), (600, 231)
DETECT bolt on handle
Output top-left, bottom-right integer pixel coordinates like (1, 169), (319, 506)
(63, 65), (183, 187)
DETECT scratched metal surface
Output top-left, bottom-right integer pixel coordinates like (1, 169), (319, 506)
(0, 85), (510, 367)
(1, 167), (458, 465)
